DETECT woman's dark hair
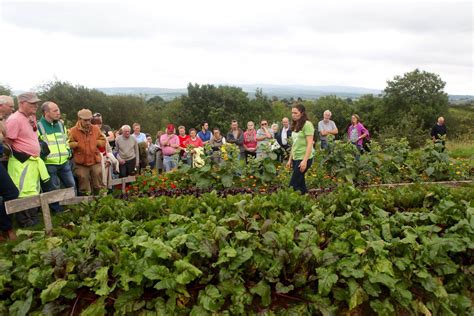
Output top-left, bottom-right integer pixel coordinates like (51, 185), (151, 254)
(292, 103), (309, 132)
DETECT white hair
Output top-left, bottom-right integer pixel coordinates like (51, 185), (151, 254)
(0, 95), (13, 105)
(323, 110), (332, 116)
(121, 125), (131, 132)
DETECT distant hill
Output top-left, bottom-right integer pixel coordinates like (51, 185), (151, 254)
(96, 84), (383, 100)
(21, 84), (470, 102)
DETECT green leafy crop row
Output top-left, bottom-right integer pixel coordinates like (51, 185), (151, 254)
(1, 185), (473, 315)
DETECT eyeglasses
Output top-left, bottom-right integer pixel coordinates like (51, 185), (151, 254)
(261, 123), (268, 125)
(93, 113), (102, 117)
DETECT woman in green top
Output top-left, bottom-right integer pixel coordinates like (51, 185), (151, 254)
(286, 104), (315, 194)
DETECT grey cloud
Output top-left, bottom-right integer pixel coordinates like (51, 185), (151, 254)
(5, 1), (471, 40)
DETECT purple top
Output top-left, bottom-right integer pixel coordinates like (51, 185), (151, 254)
(347, 123), (369, 146)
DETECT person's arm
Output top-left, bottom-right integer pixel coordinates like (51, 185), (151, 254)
(97, 129), (106, 147)
(67, 130), (78, 149)
(358, 125), (368, 141)
(299, 134), (314, 172)
(116, 139), (125, 164)
(330, 122), (338, 135)
(236, 132), (244, 146)
(134, 140), (139, 167)
(171, 136), (180, 149)
(256, 130), (266, 141)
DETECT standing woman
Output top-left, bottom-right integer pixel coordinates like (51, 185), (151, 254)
(286, 104), (314, 194)
(347, 114), (368, 153)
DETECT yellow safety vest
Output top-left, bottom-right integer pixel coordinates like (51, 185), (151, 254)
(37, 120), (71, 165)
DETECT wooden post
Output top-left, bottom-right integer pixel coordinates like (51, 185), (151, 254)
(109, 176), (136, 193)
(5, 187), (76, 235)
(40, 195), (53, 235)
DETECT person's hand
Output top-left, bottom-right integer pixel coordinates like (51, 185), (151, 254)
(286, 160), (292, 169)
(321, 131), (327, 136)
(299, 160), (307, 172)
(119, 159), (125, 165)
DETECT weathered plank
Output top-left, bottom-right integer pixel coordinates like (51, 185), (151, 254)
(60, 196), (96, 205)
(109, 176), (136, 193)
(5, 187), (76, 215)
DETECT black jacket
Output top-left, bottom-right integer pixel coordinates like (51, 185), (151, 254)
(275, 128), (292, 148)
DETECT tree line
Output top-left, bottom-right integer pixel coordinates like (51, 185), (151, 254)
(1, 69), (471, 147)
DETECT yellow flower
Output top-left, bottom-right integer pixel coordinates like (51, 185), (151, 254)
(456, 171), (461, 175)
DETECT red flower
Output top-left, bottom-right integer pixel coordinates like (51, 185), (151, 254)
(170, 183), (177, 189)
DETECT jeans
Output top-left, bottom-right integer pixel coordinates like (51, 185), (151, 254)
(0, 163), (19, 231)
(41, 162), (76, 213)
(163, 155), (178, 172)
(320, 140), (329, 150)
(289, 158), (313, 194)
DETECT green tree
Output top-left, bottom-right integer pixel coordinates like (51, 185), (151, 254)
(0, 84), (12, 95)
(383, 69), (449, 130)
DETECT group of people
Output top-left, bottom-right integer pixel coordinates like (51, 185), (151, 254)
(0, 92), (448, 241)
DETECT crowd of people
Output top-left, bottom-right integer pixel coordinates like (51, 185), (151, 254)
(0, 92), (448, 240)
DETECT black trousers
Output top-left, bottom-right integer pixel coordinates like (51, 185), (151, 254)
(119, 158), (137, 178)
(289, 158), (313, 194)
(0, 163), (19, 231)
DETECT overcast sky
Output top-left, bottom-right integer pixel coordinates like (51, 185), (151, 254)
(0, 0), (472, 94)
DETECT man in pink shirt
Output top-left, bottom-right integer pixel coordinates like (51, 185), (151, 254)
(5, 92), (50, 227)
(160, 124), (180, 172)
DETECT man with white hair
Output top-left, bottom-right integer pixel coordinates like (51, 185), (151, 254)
(115, 125), (139, 177)
(431, 116), (447, 150)
(0, 95), (14, 166)
(318, 110), (338, 150)
(0, 95), (18, 240)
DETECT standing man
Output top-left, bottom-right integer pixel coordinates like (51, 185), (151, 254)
(160, 124), (180, 172)
(226, 120), (244, 158)
(38, 102), (75, 212)
(5, 92), (50, 227)
(132, 123), (146, 143)
(318, 110), (338, 150)
(431, 116), (447, 149)
(197, 121), (212, 144)
(0, 95), (18, 240)
(0, 95), (14, 168)
(68, 109), (106, 195)
(115, 125), (139, 177)
(275, 117), (292, 161)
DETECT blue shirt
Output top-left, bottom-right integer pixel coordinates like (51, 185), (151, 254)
(197, 130), (212, 142)
(133, 132), (147, 143)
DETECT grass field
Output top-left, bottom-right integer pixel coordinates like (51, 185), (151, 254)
(447, 140), (474, 158)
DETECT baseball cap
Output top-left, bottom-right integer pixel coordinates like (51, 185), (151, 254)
(166, 124), (175, 132)
(18, 92), (41, 103)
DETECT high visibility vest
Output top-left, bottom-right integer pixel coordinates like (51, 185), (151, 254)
(37, 120), (71, 165)
(8, 155), (50, 197)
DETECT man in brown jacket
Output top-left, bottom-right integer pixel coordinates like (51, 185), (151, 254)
(68, 109), (106, 195)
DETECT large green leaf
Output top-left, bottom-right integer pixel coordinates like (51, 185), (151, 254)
(250, 280), (271, 307)
(318, 272), (338, 296)
(40, 279), (68, 304)
(80, 296), (106, 316)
